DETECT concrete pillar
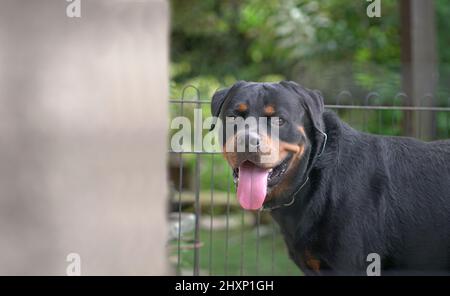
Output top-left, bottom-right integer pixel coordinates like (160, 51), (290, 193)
(0, 0), (168, 275)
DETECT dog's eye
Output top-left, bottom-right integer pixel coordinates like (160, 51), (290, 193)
(271, 117), (285, 127)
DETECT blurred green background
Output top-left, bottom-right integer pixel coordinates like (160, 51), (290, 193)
(170, 0), (450, 100)
(168, 0), (450, 275)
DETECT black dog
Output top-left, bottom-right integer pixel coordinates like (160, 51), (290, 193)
(211, 81), (450, 275)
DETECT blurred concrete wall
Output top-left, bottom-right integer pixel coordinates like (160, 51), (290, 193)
(0, 0), (168, 275)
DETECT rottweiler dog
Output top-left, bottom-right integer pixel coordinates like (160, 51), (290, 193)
(211, 80), (450, 275)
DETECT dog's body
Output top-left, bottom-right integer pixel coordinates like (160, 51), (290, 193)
(272, 110), (450, 275)
(212, 81), (450, 275)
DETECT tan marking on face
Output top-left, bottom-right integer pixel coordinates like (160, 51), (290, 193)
(222, 132), (281, 169)
(280, 142), (302, 154)
(254, 133), (287, 168)
(236, 103), (248, 113)
(266, 142), (305, 199)
(284, 143), (305, 173)
(221, 130), (305, 197)
(298, 126), (306, 138)
(222, 136), (238, 168)
(305, 250), (321, 272)
(264, 105), (275, 116)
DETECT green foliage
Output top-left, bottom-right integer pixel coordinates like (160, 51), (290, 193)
(170, 0), (408, 100)
(170, 0), (450, 193)
(437, 0), (450, 100)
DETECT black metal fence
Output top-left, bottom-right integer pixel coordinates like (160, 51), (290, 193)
(168, 86), (450, 276)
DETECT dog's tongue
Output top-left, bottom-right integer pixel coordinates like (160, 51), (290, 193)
(237, 162), (269, 210)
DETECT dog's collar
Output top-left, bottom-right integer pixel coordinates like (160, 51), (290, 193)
(259, 128), (327, 212)
(315, 127), (327, 157)
(260, 176), (309, 212)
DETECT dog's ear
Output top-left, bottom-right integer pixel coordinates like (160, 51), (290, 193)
(210, 81), (247, 131)
(210, 87), (231, 131)
(305, 88), (325, 131)
(211, 81), (247, 118)
(280, 81), (324, 131)
(280, 81), (327, 159)
(211, 87), (231, 119)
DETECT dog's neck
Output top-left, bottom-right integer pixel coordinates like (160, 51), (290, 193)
(270, 110), (343, 242)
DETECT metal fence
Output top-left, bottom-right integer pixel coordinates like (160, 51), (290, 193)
(168, 86), (450, 276)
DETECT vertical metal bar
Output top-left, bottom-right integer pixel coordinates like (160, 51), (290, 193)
(392, 95), (397, 135)
(209, 154), (215, 276)
(224, 168), (231, 275)
(255, 211), (260, 275)
(287, 254), (292, 276)
(377, 95), (382, 134)
(335, 93), (341, 126)
(418, 96), (422, 139)
(271, 219), (275, 275)
(431, 95), (438, 140)
(176, 97), (184, 275)
(193, 94), (201, 276)
(365, 93), (381, 134)
(349, 94), (354, 128)
(364, 94), (371, 133)
(396, 93), (407, 136)
(378, 109), (382, 134)
(446, 98), (450, 139)
(240, 209), (245, 276)
(419, 94), (434, 139)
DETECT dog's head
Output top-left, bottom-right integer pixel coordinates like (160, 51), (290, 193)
(211, 81), (326, 210)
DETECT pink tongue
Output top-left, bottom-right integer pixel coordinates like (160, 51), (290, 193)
(237, 162), (270, 210)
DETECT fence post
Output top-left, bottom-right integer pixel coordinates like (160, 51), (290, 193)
(400, 0), (438, 140)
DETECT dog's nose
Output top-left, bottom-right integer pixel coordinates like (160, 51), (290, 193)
(236, 131), (260, 152)
(247, 131), (260, 151)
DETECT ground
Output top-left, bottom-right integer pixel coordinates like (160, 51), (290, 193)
(170, 226), (302, 276)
